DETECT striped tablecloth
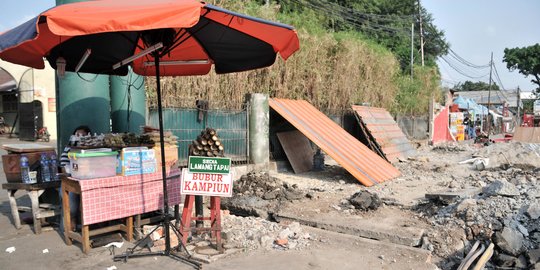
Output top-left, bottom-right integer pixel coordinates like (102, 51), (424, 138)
(73, 170), (181, 225)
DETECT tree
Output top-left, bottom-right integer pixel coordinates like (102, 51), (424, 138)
(454, 80), (499, 92)
(503, 44), (540, 93)
(279, 0), (449, 72)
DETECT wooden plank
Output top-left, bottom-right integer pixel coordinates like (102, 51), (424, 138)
(2, 143), (55, 153)
(277, 130), (314, 173)
(2, 181), (60, 191)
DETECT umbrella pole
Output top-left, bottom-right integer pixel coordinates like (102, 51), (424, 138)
(154, 56), (172, 255)
(113, 56), (201, 270)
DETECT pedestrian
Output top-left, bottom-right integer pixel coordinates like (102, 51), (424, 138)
(59, 125), (91, 232)
(463, 114), (471, 139)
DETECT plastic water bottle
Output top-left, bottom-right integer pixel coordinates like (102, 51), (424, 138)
(20, 155), (31, 183)
(40, 153), (51, 182)
(49, 154), (59, 181)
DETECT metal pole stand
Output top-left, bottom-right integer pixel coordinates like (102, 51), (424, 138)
(180, 195), (223, 253)
(113, 54), (201, 269)
(112, 211), (202, 270)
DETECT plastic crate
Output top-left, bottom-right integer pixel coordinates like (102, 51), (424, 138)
(68, 151), (118, 179)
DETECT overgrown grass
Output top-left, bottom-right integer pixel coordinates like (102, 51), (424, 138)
(146, 1), (441, 116)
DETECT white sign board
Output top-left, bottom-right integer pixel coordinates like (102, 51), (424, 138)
(181, 168), (233, 197)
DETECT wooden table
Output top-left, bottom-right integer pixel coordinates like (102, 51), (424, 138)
(61, 177), (133, 254)
(2, 143), (55, 153)
(61, 170), (182, 253)
(2, 181), (61, 234)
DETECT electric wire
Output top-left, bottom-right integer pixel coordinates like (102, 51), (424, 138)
(284, 0), (412, 35)
(448, 48), (491, 69)
(441, 56), (489, 79)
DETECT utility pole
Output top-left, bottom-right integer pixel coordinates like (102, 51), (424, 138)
(487, 52), (493, 136)
(410, 23), (414, 79)
(418, 0), (425, 66)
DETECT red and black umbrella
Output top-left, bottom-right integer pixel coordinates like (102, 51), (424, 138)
(0, 0), (299, 260)
(0, 0), (299, 76)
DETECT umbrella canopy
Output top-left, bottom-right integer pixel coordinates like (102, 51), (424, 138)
(0, 0), (299, 257)
(0, 0), (299, 76)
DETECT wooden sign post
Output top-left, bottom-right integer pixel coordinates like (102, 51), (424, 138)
(179, 156), (233, 252)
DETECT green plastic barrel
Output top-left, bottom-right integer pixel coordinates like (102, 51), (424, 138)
(110, 70), (146, 134)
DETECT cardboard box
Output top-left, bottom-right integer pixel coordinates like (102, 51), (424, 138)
(2, 151), (56, 183)
(153, 145), (178, 171)
(118, 147), (157, 176)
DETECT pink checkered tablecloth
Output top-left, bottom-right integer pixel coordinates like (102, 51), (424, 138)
(71, 170), (181, 225)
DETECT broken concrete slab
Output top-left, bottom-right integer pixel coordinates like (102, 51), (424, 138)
(483, 179), (520, 197)
(425, 188), (481, 204)
(495, 227), (525, 256)
(527, 203), (540, 219)
(528, 248), (540, 265)
(275, 213), (424, 247)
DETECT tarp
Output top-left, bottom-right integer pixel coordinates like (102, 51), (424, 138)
(432, 106), (454, 144)
(269, 98), (400, 187)
(453, 96), (488, 115)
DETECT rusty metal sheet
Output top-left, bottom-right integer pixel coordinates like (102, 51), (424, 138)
(352, 105), (416, 163)
(270, 98), (400, 186)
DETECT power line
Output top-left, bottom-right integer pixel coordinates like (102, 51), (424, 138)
(284, 0), (412, 35)
(492, 63), (506, 90)
(441, 56), (490, 79)
(448, 48), (491, 69)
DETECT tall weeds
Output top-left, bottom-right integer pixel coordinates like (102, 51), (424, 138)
(146, 1), (440, 116)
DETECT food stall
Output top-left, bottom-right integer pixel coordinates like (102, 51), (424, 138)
(60, 131), (180, 253)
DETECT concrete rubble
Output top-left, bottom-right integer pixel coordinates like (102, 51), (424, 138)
(216, 142), (540, 269)
(413, 142), (540, 269)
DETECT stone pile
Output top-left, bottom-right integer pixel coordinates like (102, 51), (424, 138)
(221, 214), (313, 251)
(423, 148), (540, 269)
(221, 172), (306, 219)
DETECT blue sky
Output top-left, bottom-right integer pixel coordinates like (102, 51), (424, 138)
(0, 1), (56, 32)
(1, 0), (539, 91)
(423, 0), (540, 92)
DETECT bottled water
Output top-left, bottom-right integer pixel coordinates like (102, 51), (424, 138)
(40, 153), (51, 182)
(20, 155), (31, 183)
(49, 154), (59, 181)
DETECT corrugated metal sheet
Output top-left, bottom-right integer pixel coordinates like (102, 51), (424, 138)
(352, 105), (416, 163)
(270, 98), (400, 186)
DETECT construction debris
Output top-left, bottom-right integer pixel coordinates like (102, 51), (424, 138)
(348, 190), (381, 210)
(414, 142), (540, 269)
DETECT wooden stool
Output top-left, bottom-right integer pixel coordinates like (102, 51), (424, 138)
(179, 195), (222, 252)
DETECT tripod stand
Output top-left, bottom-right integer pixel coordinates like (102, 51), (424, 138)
(113, 210), (201, 269)
(113, 56), (201, 269)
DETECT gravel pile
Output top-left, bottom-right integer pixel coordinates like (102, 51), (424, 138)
(221, 214), (313, 251)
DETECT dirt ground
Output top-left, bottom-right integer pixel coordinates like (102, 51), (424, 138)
(0, 135), (537, 269)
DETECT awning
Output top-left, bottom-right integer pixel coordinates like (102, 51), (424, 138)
(352, 105), (416, 163)
(269, 98), (400, 186)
